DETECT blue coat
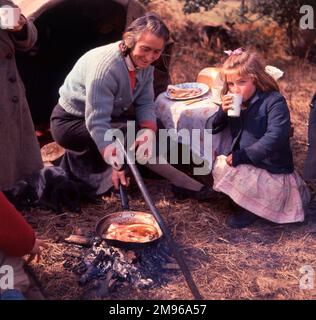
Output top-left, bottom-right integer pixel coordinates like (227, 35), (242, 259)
(207, 90), (294, 174)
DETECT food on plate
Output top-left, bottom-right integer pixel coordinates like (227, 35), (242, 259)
(167, 84), (202, 99)
(104, 222), (159, 243)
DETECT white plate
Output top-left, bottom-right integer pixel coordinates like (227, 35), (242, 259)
(165, 82), (209, 100)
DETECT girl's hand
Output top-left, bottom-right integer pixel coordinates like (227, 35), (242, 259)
(112, 169), (130, 190)
(25, 239), (48, 264)
(226, 154), (233, 166)
(221, 94), (233, 113)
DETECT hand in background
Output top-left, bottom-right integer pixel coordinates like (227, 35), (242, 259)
(9, 14), (27, 32)
(130, 129), (155, 164)
(25, 239), (49, 264)
(221, 94), (233, 113)
(103, 142), (124, 171)
(226, 154), (233, 166)
(112, 169), (130, 190)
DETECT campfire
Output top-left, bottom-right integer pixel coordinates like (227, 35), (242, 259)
(62, 238), (180, 299)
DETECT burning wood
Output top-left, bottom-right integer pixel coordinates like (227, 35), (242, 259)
(64, 235), (94, 247)
(63, 239), (179, 299)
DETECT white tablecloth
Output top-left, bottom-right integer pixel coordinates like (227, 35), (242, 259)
(155, 92), (232, 173)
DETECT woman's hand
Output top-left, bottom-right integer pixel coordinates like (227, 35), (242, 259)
(130, 129), (155, 164)
(4, 5), (27, 33)
(221, 94), (233, 113)
(10, 14), (27, 32)
(112, 169), (130, 190)
(25, 239), (48, 264)
(103, 142), (124, 171)
(226, 154), (233, 166)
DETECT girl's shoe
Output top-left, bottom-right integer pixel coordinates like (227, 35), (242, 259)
(171, 185), (217, 201)
(227, 210), (258, 229)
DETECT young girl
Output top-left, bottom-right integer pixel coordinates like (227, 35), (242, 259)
(206, 48), (310, 228)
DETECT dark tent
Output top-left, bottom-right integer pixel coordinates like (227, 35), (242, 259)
(15, 0), (172, 127)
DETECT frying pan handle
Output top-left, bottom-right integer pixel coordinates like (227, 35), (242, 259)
(119, 183), (129, 211)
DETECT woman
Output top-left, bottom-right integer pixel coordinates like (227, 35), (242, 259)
(51, 12), (214, 200)
(0, 0), (43, 191)
(50, 13), (169, 197)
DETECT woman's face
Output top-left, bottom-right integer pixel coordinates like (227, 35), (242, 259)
(226, 73), (256, 102)
(130, 31), (164, 69)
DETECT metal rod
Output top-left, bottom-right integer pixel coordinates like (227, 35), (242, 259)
(119, 184), (129, 211)
(116, 139), (203, 300)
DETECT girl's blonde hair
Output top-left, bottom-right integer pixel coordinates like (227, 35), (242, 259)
(221, 49), (279, 95)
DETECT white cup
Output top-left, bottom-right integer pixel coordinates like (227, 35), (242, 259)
(211, 85), (223, 104)
(226, 93), (243, 117)
(0, 6), (21, 30)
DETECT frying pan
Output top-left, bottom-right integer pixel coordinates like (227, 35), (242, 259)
(95, 184), (163, 250)
(96, 139), (202, 300)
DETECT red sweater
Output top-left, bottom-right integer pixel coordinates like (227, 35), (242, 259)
(0, 192), (35, 257)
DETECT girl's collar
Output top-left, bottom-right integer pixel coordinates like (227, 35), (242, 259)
(245, 90), (259, 105)
(242, 90), (259, 110)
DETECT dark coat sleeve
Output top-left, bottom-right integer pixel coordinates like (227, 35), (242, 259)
(205, 105), (229, 134)
(10, 18), (38, 52)
(232, 149), (253, 166)
(244, 95), (291, 165)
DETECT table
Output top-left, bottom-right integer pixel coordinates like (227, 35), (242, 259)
(155, 92), (232, 174)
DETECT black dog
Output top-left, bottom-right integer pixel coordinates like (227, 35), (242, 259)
(5, 166), (81, 214)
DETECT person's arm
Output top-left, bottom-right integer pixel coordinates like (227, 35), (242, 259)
(205, 105), (229, 134)
(85, 65), (117, 153)
(243, 95), (291, 165)
(85, 63), (129, 181)
(0, 192), (35, 257)
(8, 12), (38, 51)
(133, 67), (157, 132)
(231, 149), (253, 166)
